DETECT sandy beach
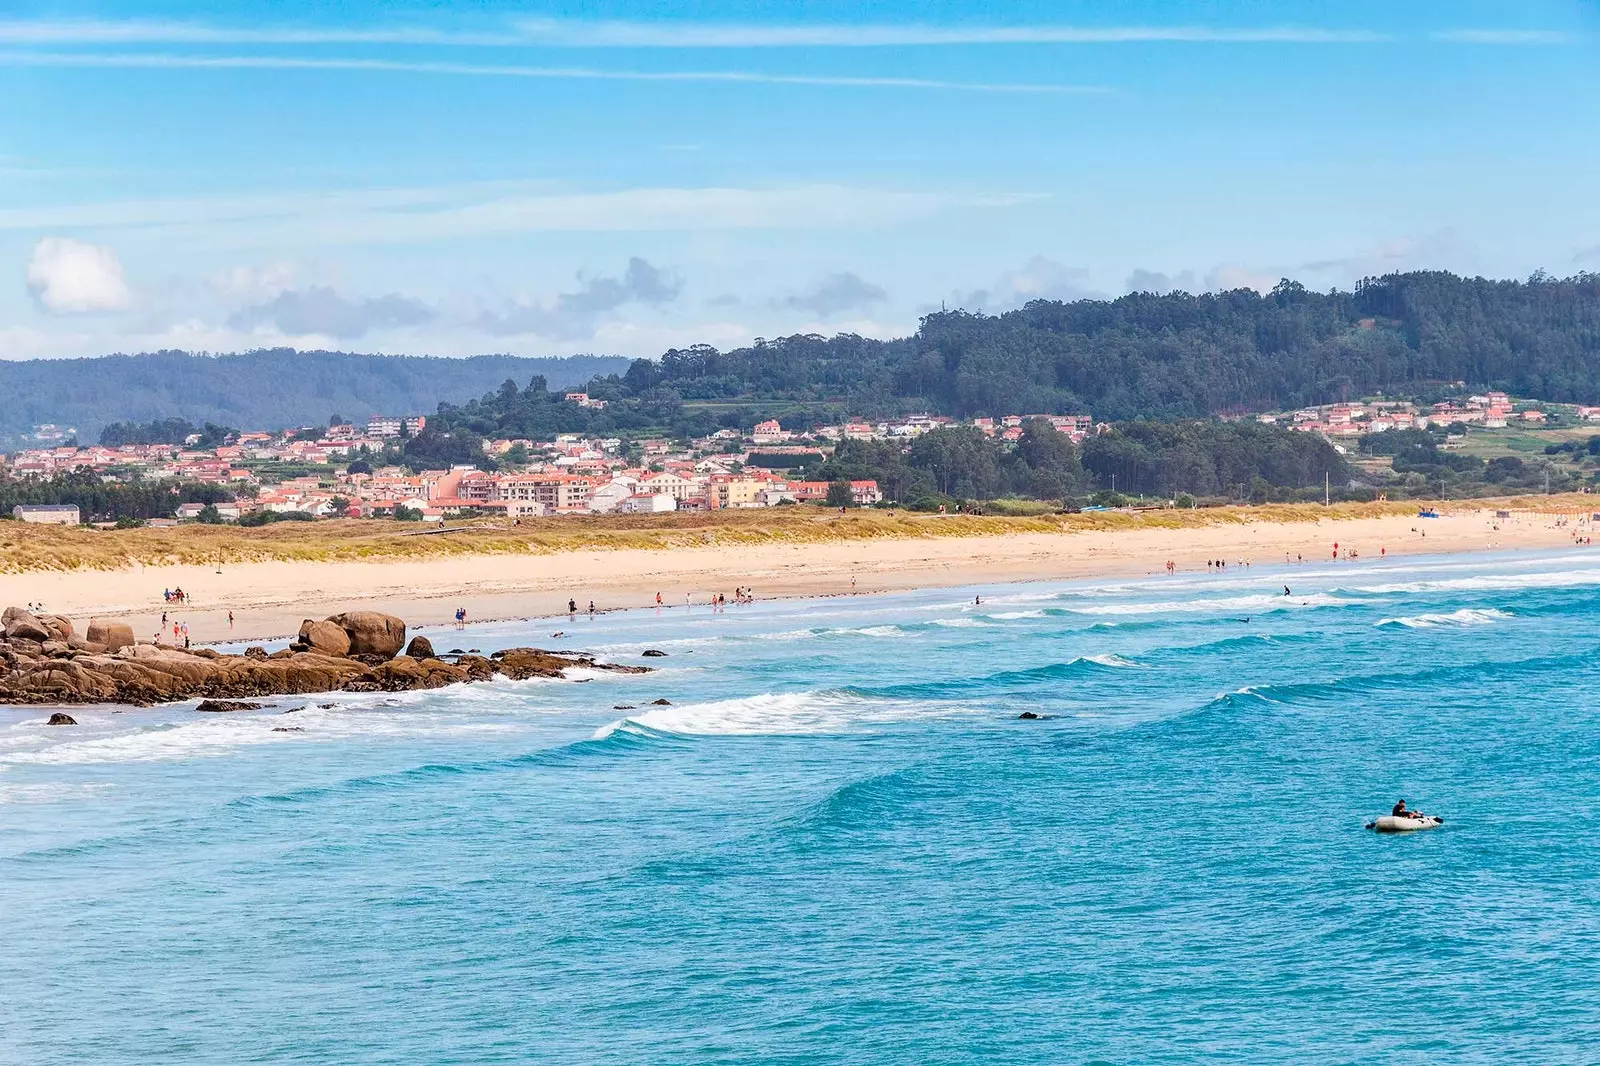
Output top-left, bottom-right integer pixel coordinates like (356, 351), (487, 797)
(0, 503), (1588, 644)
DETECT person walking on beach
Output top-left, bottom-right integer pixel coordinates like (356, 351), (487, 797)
(588, 601), (596, 615)
(568, 599), (577, 615)
(227, 611), (234, 629)
(656, 592), (663, 608)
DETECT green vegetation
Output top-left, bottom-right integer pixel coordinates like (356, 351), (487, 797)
(0, 350), (628, 445)
(99, 418), (236, 447)
(433, 271), (1600, 444)
(797, 419), (1347, 506)
(1356, 427), (1586, 497)
(0, 471), (235, 522)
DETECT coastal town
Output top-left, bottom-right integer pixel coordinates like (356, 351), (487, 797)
(2, 391), (1592, 526)
(3, 409), (1101, 524)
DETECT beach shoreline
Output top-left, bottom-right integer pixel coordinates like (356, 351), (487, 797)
(0, 502), (1590, 644)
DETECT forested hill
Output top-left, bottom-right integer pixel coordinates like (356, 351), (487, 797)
(0, 349), (628, 442)
(605, 271), (1600, 423)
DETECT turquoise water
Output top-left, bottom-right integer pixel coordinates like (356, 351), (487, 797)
(4, 550), (1600, 1064)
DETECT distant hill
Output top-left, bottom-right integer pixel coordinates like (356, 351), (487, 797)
(0, 349), (629, 444)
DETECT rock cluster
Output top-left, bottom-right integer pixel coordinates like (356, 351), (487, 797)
(0, 607), (647, 706)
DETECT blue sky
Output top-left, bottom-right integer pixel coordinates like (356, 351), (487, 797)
(3, 0), (1599, 359)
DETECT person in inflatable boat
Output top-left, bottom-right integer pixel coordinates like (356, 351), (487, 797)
(1391, 799), (1422, 819)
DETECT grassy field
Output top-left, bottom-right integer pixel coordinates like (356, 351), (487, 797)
(3, 496), (1592, 574)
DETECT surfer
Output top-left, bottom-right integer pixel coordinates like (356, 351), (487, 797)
(1284, 585), (1291, 596)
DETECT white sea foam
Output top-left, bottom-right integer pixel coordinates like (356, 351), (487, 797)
(1065, 592), (1356, 616)
(593, 688), (968, 739)
(1080, 653), (1144, 668)
(988, 610), (1047, 620)
(1376, 607), (1512, 629)
(931, 617), (999, 628)
(1350, 569), (1600, 596)
(0, 702), (522, 767)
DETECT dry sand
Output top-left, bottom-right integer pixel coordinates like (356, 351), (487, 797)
(0, 504), (1587, 645)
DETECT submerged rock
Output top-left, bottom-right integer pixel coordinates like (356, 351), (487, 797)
(46, 712), (77, 725)
(196, 699), (267, 713)
(641, 649), (668, 658)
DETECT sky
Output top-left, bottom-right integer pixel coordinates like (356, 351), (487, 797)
(3, 0), (1600, 361)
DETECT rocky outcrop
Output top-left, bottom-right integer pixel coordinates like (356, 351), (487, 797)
(296, 619), (352, 657)
(86, 619), (136, 653)
(0, 604), (648, 706)
(404, 635), (435, 659)
(46, 712), (77, 725)
(4, 608), (51, 643)
(327, 611), (406, 659)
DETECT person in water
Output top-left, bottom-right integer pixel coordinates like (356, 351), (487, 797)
(1284, 586), (1292, 596)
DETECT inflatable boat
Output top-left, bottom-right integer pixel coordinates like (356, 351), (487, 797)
(1367, 814), (1444, 832)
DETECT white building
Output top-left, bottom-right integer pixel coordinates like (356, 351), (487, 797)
(12, 504), (79, 525)
(619, 493), (678, 514)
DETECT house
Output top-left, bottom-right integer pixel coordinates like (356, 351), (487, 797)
(850, 480), (884, 506)
(586, 481), (636, 514)
(1522, 410), (1548, 423)
(12, 504), (79, 525)
(638, 471), (700, 501)
(619, 493), (678, 514)
(751, 419), (790, 445)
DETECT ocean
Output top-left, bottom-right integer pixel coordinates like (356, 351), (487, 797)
(3, 549), (1599, 1064)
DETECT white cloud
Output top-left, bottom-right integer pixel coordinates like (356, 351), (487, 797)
(0, 17), (1397, 49)
(1430, 29), (1581, 45)
(0, 183), (1032, 250)
(779, 272), (889, 318)
(0, 52), (1105, 95)
(478, 257), (682, 339)
(25, 237), (132, 313)
(953, 255), (1103, 312)
(229, 286), (435, 339)
(1126, 268), (1198, 294)
(1203, 265), (1279, 293)
(511, 20), (1391, 47)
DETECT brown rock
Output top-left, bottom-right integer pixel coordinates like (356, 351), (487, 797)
(297, 619), (352, 657)
(85, 619), (136, 652)
(2, 606), (35, 628)
(366, 655), (470, 691)
(37, 615), (74, 641)
(404, 635), (435, 659)
(243, 646), (269, 660)
(326, 611), (406, 659)
(5, 617), (50, 642)
(494, 647), (574, 680)
(46, 712), (77, 725)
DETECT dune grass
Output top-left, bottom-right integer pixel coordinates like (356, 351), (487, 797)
(0, 495), (1587, 574)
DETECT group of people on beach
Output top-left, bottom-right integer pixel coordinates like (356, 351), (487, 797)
(162, 588), (189, 603)
(155, 613), (192, 648)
